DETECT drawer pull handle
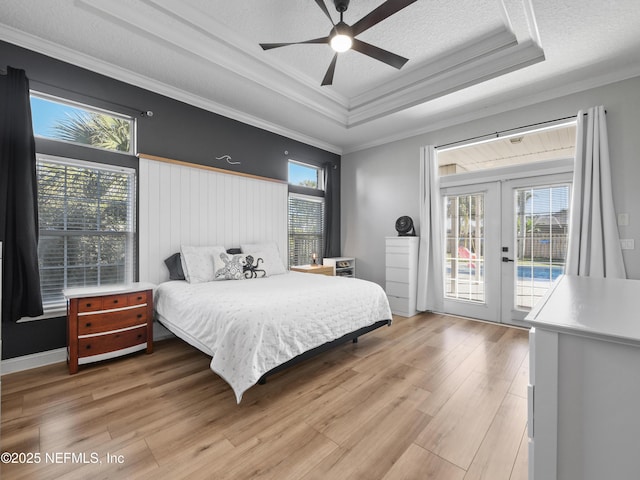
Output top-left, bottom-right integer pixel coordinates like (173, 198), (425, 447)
(85, 322), (92, 327)
(86, 345), (91, 349)
(137, 334), (143, 339)
(137, 314), (143, 318)
(85, 303), (92, 308)
(113, 300), (119, 304)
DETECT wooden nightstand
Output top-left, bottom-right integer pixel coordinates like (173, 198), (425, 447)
(290, 265), (334, 276)
(64, 282), (155, 374)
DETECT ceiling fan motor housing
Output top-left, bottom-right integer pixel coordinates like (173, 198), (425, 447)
(333, 0), (350, 13)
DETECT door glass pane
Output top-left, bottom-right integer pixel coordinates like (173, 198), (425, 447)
(514, 185), (570, 310)
(445, 193), (485, 303)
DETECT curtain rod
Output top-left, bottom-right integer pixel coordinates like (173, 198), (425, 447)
(2, 65), (149, 117)
(436, 113), (593, 150)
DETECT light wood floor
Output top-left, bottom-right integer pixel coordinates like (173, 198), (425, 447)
(1, 313), (530, 480)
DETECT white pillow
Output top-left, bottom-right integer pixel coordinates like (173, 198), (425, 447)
(180, 245), (225, 283)
(241, 242), (286, 275)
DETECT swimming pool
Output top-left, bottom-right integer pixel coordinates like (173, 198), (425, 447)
(517, 265), (564, 280)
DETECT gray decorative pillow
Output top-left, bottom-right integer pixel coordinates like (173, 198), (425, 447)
(214, 252), (248, 280)
(164, 252), (185, 280)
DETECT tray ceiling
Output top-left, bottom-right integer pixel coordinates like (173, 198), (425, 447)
(1, 0), (640, 154)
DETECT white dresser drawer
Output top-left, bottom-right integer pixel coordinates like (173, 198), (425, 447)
(386, 266), (410, 283)
(386, 281), (409, 298)
(386, 252), (410, 268)
(387, 295), (417, 317)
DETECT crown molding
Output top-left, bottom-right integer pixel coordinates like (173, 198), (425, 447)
(77, 0), (547, 128)
(80, 0), (349, 124)
(342, 60), (640, 154)
(350, 28), (519, 109)
(0, 26), (343, 154)
(347, 37), (544, 127)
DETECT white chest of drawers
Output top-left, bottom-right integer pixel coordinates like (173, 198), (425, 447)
(527, 275), (640, 480)
(385, 236), (419, 317)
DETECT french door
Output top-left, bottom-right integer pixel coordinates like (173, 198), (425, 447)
(500, 174), (572, 325)
(442, 182), (501, 321)
(442, 172), (572, 325)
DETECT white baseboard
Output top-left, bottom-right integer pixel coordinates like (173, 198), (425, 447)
(2, 348), (67, 375)
(1, 323), (176, 376)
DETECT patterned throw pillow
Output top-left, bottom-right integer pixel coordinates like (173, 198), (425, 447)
(242, 253), (268, 279)
(214, 252), (248, 280)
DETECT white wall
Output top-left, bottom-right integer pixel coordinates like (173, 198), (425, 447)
(341, 76), (640, 286)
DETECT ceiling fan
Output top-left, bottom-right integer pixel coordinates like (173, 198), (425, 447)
(259, 0), (418, 86)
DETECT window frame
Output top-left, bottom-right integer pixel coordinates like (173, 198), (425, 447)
(288, 159), (324, 191)
(287, 192), (325, 268)
(30, 91), (137, 155)
(28, 154), (137, 321)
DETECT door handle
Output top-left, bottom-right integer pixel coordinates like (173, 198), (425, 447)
(502, 257), (514, 263)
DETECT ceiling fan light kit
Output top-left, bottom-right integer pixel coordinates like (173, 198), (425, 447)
(259, 0), (417, 86)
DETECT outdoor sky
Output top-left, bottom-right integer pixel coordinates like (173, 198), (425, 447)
(30, 95), (81, 137)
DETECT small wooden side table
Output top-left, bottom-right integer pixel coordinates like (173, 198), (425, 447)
(64, 282), (155, 374)
(290, 265), (334, 276)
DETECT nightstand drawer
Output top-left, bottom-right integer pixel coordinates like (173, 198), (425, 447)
(101, 293), (130, 309)
(127, 291), (149, 306)
(77, 296), (105, 313)
(77, 293), (146, 313)
(78, 307), (148, 335)
(78, 326), (147, 358)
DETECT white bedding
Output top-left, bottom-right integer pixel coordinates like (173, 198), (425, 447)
(154, 271), (392, 402)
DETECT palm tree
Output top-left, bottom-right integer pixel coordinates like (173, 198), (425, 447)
(50, 111), (130, 152)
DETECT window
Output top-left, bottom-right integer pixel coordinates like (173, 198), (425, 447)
(288, 160), (323, 190)
(288, 194), (325, 267)
(37, 155), (136, 310)
(437, 123), (576, 177)
(444, 193), (486, 303)
(30, 92), (134, 154)
(287, 160), (325, 267)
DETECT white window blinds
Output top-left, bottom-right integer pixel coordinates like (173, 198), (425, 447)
(37, 156), (136, 308)
(288, 193), (324, 267)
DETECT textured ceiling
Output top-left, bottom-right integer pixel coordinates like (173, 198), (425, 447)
(1, 0), (640, 154)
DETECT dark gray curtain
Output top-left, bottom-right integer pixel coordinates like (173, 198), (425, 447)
(0, 66), (43, 322)
(323, 162), (339, 258)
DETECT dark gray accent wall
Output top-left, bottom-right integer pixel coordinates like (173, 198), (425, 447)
(1, 40), (340, 359)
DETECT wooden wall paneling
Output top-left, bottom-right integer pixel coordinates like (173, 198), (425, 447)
(157, 163), (172, 283)
(149, 160), (163, 285)
(138, 157), (288, 285)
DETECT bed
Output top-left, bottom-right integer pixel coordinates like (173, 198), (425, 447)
(155, 264), (392, 403)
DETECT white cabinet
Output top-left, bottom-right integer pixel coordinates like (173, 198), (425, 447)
(526, 275), (640, 480)
(385, 236), (419, 317)
(323, 257), (355, 277)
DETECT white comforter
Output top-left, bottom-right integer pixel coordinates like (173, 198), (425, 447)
(154, 271), (392, 402)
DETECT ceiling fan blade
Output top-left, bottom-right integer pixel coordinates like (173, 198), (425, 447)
(321, 53), (339, 86)
(351, 38), (409, 69)
(260, 36), (329, 50)
(351, 0), (418, 37)
(314, 0), (335, 26)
